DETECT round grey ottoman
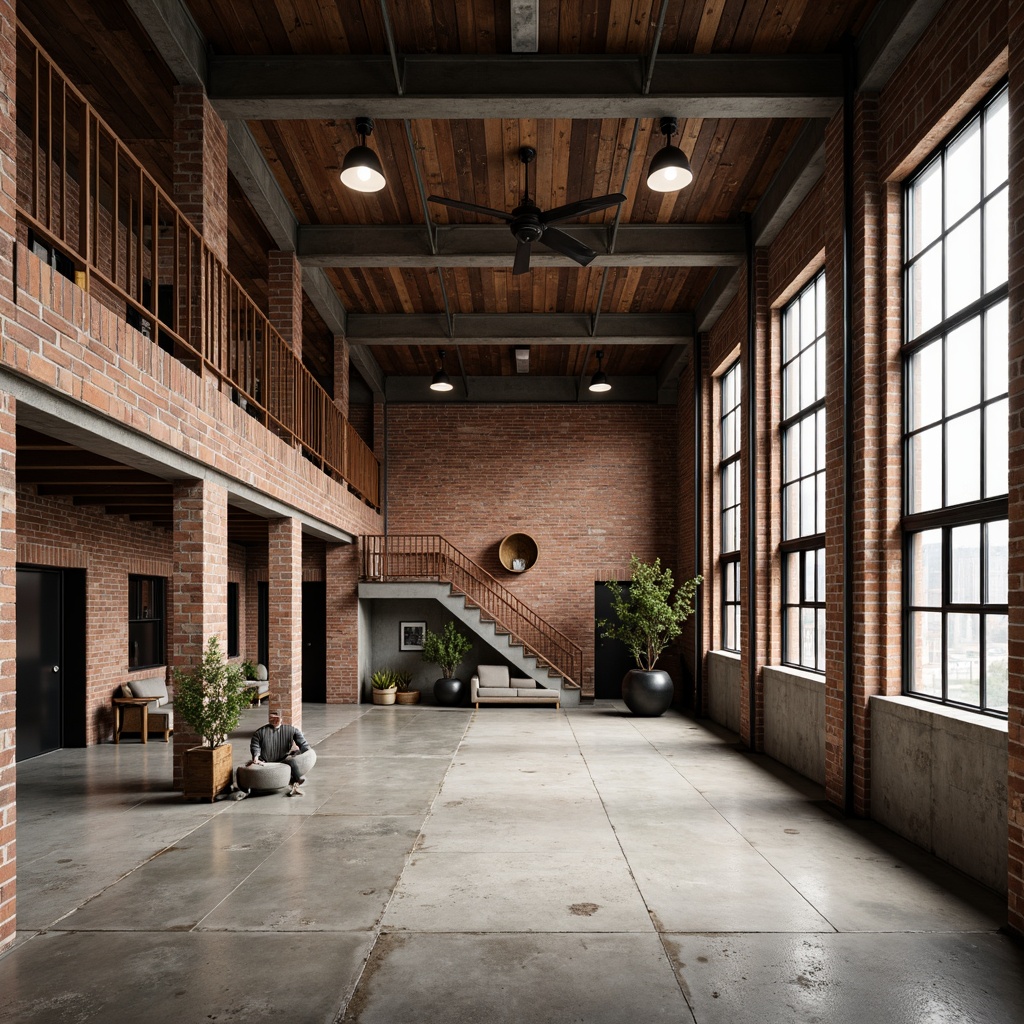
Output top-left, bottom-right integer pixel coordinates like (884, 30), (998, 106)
(236, 761), (291, 793)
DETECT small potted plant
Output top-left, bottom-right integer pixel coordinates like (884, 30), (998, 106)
(174, 636), (252, 799)
(371, 668), (398, 705)
(394, 669), (420, 705)
(422, 621), (473, 706)
(598, 556), (702, 717)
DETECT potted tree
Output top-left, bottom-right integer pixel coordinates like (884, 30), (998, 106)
(394, 670), (420, 705)
(371, 668), (398, 705)
(174, 636), (252, 800)
(422, 622), (473, 706)
(598, 556), (702, 717)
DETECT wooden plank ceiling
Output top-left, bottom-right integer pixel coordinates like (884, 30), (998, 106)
(19, 0), (880, 389)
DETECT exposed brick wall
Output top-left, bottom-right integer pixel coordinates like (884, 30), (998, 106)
(384, 403), (678, 697)
(268, 518), (302, 726)
(326, 541), (360, 703)
(268, 250), (303, 360)
(768, 180), (826, 307)
(335, 335), (350, 418)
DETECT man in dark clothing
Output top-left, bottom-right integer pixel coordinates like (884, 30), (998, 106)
(248, 709), (316, 795)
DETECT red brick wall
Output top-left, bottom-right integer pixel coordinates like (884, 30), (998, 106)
(268, 250), (303, 359)
(384, 403), (678, 697)
(326, 541), (360, 703)
(268, 517), (302, 725)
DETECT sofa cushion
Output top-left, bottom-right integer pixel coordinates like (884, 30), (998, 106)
(477, 665), (511, 688)
(515, 688), (557, 697)
(510, 678), (536, 688)
(129, 677), (169, 706)
(478, 687), (515, 698)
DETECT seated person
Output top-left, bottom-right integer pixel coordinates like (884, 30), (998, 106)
(248, 709), (316, 796)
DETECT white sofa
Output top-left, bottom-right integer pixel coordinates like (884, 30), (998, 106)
(470, 665), (560, 709)
(120, 676), (174, 741)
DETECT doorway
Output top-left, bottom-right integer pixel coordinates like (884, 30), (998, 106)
(302, 581), (327, 702)
(594, 581), (634, 700)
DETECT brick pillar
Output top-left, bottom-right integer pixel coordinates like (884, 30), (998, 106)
(171, 480), (229, 787)
(268, 518), (302, 726)
(0, 391), (16, 953)
(268, 250), (303, 360)
(1005, 0), (1024, 938)
(173, 87), (228, 265)
(334, 335), (350, 417)
(739, 252), (772, 750)
(326, 542), (360, 703)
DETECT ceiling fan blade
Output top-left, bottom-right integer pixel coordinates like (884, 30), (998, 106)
(427, 195), (514, 222)
(540, 227), (597, 268)
(542, 193), (626, 225)
(512, 238), (532, 276)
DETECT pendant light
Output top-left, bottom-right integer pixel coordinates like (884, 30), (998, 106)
(430, 349), (454, 392)
(589, 350), (611, 393)
(646, 117), (692, 193)
(340, 117), (386, 193)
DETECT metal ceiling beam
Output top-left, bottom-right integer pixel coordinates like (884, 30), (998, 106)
(857, 0), (948, 91)
(207, 53), (843, 121)
(348, 312), (693, 345)
(385, 375), (661, 403)
(656, 344), (692, 403)
(298, 223), (745, 269)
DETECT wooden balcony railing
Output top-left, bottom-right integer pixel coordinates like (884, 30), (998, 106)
(14, 24), (379, 508)
(361, 534), (583, 689)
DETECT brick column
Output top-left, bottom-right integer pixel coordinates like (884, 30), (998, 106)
(171, 480), (229, 787)
(326, 542), (360, 703)
(268, 250), (303, 360)
(334, 335), (350, 418)
(268, 518), (303, 726)
(173, 87), (228, 265)
(0, 391), (16, 953)
(1005, 0), (1024, 938)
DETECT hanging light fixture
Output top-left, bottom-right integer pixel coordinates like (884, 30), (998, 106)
(589, 350), (611, 393)
(646, 117), (692, 192)
(430, 349), (454, 392)
(340, 117), (386, 193)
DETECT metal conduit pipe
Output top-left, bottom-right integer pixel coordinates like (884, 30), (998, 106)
(745, 215), (758, 746)
(694, 334), (704, 715)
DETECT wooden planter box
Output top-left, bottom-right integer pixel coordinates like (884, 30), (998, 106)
(182, 743), (233, 802)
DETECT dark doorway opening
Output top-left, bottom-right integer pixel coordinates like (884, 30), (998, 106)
(302, 581), (327, 703)
(257, 581), (269, 668)
(594, 581), (634, 700)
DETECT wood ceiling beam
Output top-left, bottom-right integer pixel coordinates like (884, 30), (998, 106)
(347, 312), (693, 345)
(298, 224), (745, 269)
(207, 54), (843, 121)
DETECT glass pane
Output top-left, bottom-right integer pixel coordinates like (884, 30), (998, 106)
(800, 476), (816, 536)
(800, 607), (815, 669)
(908, 339), (942, 429)
(725, 607), (736, 651)
(816, 609), (826, 672)
(784, 482), (799, 541)
(907, 244), (943, 339)
(816, 410), (826, 469)
(951, 524), (980, 604)
(785, 607), (800, 664)
(722, 462), (735, 508)
(946, 612), (980, 706)
(985, 520), (1008, 605)
(816, 548), (825, 605)
(722, 368), (734, 410)
(907, 424), (942, 513)
(723, 507), (736, 553)
(909, 159), (942, 257)
(784, 360), (800, 418)
(816, 275), (826, 334)
(909, 611), (942, 697)
(816, 336), (826, 399)
(784, 303), (799, 362)
(784, 423), (800, 482)
(985, 299), (1008, 399)
(803, 551), (815, 603)
(800, 288), (816, 350)
(985, 614), (1008, 712)
(945, 317), (980, 416)
(985, 398), (1007, 498)
(945, 212), (981, 318)
(909, 529), (942, 607)
(801, 412), (816, 475)
(725, 561), (736, 602)
(984, 188), (1008, 291)
(800, 347), (816, 410)
(946, 410), (980, 506)
(945, 118), (981, 226)
(984, 88), (1008, 194)
(786, 552), (800, 604)
(816, 472), (825, 535)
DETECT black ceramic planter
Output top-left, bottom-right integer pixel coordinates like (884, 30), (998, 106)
(433, 677), (465, 707)
(622, 668), (673, 717)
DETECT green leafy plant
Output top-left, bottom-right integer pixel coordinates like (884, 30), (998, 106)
(598, 556), (702, 671)
(394, 670), (414, 692)
(239, 659), (258, 681)
(421, 622), (472, 679)
(174, 636), (251, 748)
(371, 668), (397, 690)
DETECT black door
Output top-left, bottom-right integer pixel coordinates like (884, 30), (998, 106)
(17, 568), (63, 759)
(594, 581), (635, 700)
(302, 581), (327, 703)
(257, 581), (269, 668)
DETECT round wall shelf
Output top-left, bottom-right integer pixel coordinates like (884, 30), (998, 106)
(499, 533), (539, 573)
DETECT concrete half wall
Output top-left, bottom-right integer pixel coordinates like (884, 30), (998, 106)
(763, 666), (826, 785)
(870, 696), (1008, 894)
(707, 651), (741, 733)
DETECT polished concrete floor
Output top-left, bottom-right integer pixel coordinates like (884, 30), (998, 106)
(1, 702), (1023, 1023)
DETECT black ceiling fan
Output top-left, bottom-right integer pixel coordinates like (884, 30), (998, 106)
(428, 146), (626, 275)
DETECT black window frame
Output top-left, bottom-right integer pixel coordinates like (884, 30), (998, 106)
(128, 574), (165, 670)
(719, 359), (741, 653)
(227, 581), (239, 658)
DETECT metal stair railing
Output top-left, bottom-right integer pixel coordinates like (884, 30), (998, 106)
(361, 534), (582, 689)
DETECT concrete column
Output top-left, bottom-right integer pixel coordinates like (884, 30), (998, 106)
(334, 334), (350, 418)
(173, 87), (228, 265)
(1005, 1), (1024, 938)
(268, 250), (303, 360)
(170, 480), (229, 786)
(326, 542), (360, 703)
(268, 518), (303, 726)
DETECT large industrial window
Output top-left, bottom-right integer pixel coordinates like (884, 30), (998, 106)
(781, 271), (826, 672)
(128, 575), (165, 669)
(903, 84), (1008, 715)
(719, 360), (741, 652)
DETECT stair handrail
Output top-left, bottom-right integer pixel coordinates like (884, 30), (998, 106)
(361, 534), (582, 689)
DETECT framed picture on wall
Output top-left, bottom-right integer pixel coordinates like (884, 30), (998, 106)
(400, 621), (426, 651)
